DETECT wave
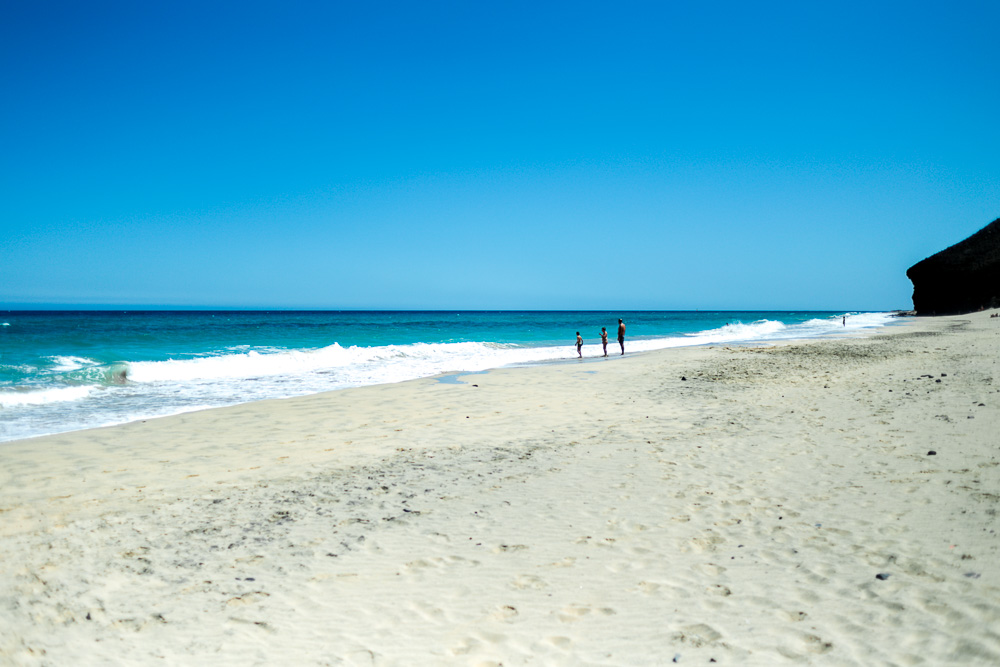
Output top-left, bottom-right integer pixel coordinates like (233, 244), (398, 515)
(682, 319), (786, 343)
(0, 385), (97, 408)
(46, 355), (97, 372)
(124, 341), (558, 386)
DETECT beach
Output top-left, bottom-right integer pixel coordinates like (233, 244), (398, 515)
(1, 311), (997, 665)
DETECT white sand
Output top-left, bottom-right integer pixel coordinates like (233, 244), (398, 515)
(1, 312), (998, 665)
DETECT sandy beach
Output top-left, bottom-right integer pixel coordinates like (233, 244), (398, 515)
(1, 311), (998, 666)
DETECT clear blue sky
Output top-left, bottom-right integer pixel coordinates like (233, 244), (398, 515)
(2, 1), (998, 310)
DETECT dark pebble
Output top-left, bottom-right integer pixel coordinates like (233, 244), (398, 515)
(927, 451), (937, 456)
(876, 573), (890, 580)
(681, 376), (687, 381)
(964, 572), (981, 579)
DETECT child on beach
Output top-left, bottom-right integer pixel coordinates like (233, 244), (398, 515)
(601, 327), (608, 357)
(576, 332), (583, 358)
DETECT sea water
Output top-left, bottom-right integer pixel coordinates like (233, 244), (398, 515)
(0, 310), (898, 443)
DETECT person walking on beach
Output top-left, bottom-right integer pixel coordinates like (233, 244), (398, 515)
(617, 318), (626, 355)
(600, 327), (608, 357)
(576, 332), (583, 358)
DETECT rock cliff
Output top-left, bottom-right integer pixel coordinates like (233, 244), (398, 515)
(906, 217), (1000, 315)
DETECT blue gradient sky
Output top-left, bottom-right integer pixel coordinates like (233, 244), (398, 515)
(3, 1), (998, 310)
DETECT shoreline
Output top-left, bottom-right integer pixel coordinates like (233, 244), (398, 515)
(0, 311), (898, 445)
(1, 311), (997, 664)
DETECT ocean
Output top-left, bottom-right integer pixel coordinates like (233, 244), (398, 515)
(0, 310), (898, 443)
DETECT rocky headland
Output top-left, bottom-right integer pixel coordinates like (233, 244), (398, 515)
(907, 216), (1000, 314)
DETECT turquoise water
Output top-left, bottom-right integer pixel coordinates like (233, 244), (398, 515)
(0, 310), (896, 442)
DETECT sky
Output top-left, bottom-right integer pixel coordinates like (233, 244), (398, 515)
(2, 1), (998, 311)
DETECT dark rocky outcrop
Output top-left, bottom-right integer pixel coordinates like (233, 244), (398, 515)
(906, 217), (1000, 315)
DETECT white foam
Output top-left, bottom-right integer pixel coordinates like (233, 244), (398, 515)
(0, 385), (96, 408)
(125, 341), (564, 386)
(47, 356), (96, 372)
(683, 319), (787, 343)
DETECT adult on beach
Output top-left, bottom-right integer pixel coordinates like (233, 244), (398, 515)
(576, 332), (583, 358)
(600, 327), (608, 357)
(617, 318), (626, 355)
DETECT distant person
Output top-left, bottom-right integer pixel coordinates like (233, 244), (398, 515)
(600, 327), (608, 357)
(617, 318), (626, 355)
(843, 316), (846, 327)
(576, 332), (583, 358)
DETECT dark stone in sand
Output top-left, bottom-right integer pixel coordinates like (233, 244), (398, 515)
(928, 450), (937, 456)
(907, 216), (1000, 314)
(681, 376), (687, 381)
(875, 573), (890, 580)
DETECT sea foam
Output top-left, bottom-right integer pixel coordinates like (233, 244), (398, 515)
(0, 385), (97, 408)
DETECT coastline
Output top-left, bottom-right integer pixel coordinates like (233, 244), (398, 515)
(0, 310), (896, 444)
(1, 311), (997, 664)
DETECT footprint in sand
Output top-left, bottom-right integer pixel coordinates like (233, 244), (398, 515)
(672, 623), (722, 647)
(402, 555), (479, 575)
(511, 574), (547, 590)
(683, 533), (726, 553)
(776, 609), (808, 623)
(557, 604), (616, 623)
(635, 581), (661, 595)
(694, 562), (727, 577)
(226, 591), (270, 606)
(408, 601), (446, 622)
(490, 605), (519, 621)
(772, 628), (834, 658)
